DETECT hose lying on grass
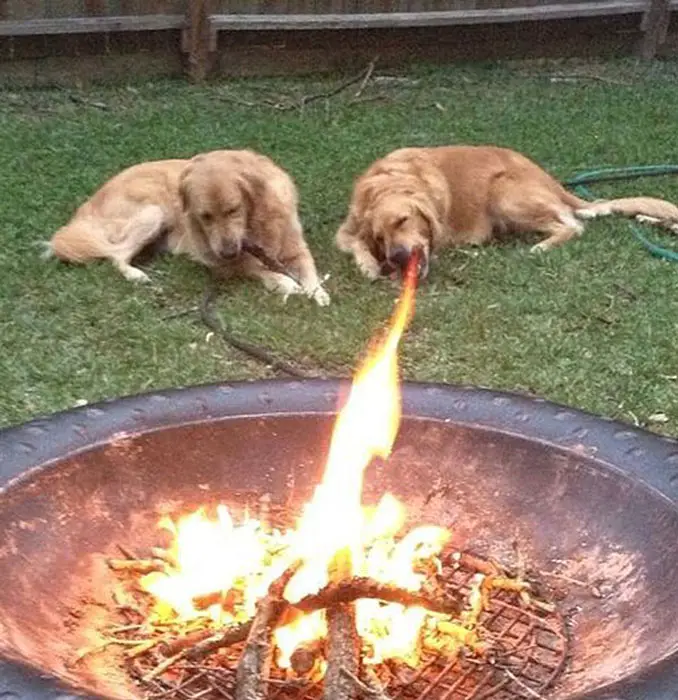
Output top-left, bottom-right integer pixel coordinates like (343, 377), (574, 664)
(564, 164), (678, 263)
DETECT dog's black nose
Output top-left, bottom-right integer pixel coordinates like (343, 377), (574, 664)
(217, 240), (241, 260)
(388, 246), (411, 269)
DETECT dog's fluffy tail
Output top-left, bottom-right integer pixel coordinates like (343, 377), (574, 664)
(575, 196), (678, 231)
(48, 221), (113, 264)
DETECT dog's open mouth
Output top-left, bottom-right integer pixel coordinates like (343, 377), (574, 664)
(386, 247), (428, 282)
(370, 239), (428, 282)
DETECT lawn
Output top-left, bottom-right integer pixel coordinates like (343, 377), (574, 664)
(1, 58), (677, 433)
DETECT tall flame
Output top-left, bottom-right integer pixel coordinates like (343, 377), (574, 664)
(286, 254), (420, 601)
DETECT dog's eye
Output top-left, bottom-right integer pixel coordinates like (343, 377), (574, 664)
(394, 215), (409, 228)
(222, 206), (238, 218)
(200, 211), (213, 223)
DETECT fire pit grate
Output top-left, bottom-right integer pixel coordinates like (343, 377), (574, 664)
(397, 556), (569, 700)
(112, 545), (567, 700)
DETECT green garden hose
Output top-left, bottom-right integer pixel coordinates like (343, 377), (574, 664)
(563, 165), (678, 263)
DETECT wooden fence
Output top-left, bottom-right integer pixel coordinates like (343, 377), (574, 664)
(0, 0), (675, 84)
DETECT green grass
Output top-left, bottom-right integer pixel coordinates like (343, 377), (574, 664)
(1, 58), (678, 434)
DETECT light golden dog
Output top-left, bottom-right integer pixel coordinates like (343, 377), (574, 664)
(48, 150), (330, 306)
(336, 145), (678, 279)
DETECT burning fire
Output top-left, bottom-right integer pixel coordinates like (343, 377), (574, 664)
(140, 255), (453, 671)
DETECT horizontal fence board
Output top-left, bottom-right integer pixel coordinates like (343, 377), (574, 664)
(210, 13), (651, 75)
(214, 0), (648, 11)
(4, 0), (186, 19)
(0, 14), (185, 34)
(210, 2), (666, 31)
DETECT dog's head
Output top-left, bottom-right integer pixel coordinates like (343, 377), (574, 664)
(179, 153), (263, 264)
(362, 192), (442, 280)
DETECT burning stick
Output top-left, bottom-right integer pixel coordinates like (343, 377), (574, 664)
(196, 576), (461, 617)
(142, 621), (252, 682)
(184, 621), (252, 661)
(324, 603), (360, 700)
(323, 547), (360, 700)
(235, 562), (301, 700)
(294, 577), (461, 617)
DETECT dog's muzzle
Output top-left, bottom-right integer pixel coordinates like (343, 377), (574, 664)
(388, 246), (411, 270)
(215, 239), (242, 261)
(388, 245), (429, 280)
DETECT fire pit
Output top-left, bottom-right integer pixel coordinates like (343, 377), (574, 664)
(1, 260), (678, 700)
(1, 378), (678, 700)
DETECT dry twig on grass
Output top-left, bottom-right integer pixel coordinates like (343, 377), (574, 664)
(216, 57), (379, 113)
(199, 273), (318, 379)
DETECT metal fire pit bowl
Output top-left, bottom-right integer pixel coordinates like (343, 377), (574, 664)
(1, 380), (678, 700)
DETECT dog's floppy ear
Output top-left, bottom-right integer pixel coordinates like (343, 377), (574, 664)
(412, 194), (444, 248)
(236, 169), (267, 220)
(178, 163), (193, 213)
(178, 154), (207, 213)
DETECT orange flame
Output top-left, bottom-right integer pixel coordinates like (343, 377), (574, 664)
(140, 253), (453, 670)
(285, 253), (420, 600)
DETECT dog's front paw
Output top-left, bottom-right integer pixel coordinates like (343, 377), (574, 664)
(356, 255), (384, 280)
(123, 266), (152, 283)
(276, 276), (303, 303)
(311, 286), (331, 307)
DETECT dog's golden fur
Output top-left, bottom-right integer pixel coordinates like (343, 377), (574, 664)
(336, 145), (678, 279)
(48, 150), (329, 305)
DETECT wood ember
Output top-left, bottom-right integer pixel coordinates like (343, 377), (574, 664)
(290, 638), (325, 676)
(235, 562), (302, 700)
(107, 558), (167, 574)
(447, 551), (502, 577)
(193, 588), (243, 612)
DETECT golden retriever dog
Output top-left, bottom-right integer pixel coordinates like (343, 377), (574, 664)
(48, 150), (330, 306)
(336, 145), (678, 279)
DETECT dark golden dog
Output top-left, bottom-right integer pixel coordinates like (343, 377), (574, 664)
(48, 150), (330, 305)
(336, 145), (678, 279)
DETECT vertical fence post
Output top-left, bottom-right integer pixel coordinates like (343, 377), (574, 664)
(184, 0), (216, 82)
(638, 0), (671, 59)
